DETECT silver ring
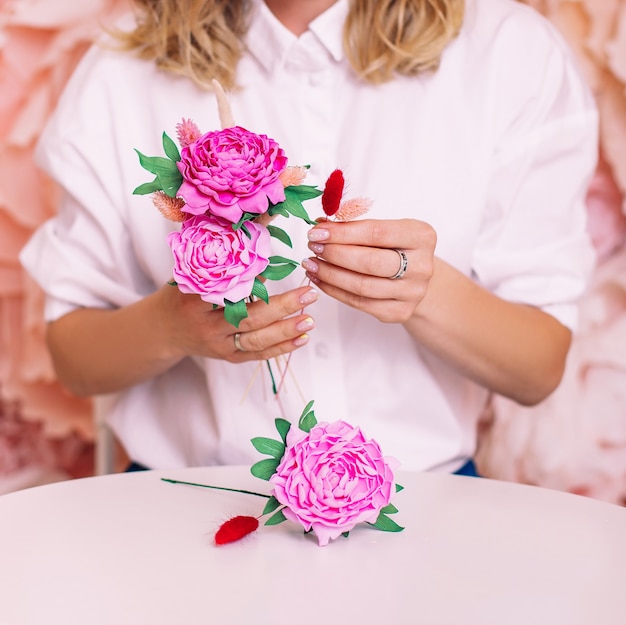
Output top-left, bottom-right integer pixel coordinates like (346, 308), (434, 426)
(390, 249), (408, 280)
(233, 332), (246, 352)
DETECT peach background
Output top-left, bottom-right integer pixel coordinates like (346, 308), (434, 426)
(1, 0), (625, 501)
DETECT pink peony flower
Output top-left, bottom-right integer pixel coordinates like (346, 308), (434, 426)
(176, 126), (287, 222)
(269, 421), (398, 546)
(167, 213), (272, 306)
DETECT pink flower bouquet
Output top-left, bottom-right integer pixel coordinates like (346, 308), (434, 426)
(133, 101), (320, 327)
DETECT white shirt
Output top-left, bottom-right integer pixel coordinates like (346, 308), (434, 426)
(20, 0), (597, 472)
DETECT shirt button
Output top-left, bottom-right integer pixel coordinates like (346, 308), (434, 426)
(315, 343), (329, 358)
(308, 73), (323, 87)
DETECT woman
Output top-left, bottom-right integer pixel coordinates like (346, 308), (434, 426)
(20, 0), (597, 473)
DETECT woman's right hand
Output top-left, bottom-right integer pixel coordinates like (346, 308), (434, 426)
(158, 283), (319, 362)
(46, 283), (319, 397)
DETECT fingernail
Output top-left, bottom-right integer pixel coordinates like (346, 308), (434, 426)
(308, 228), (329, 242)
(309, 242), (324, 255)
(301, 258), (319, 273)
(296, 317), (315, 332)
(299, 288), (319, 305)
(293, 333), (310, 347)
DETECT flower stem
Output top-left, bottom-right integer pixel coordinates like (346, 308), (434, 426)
(266, 359), (278, 395)
(161, 477), (271, 498)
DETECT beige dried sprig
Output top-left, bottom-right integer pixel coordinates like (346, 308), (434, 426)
(152, 191), (187, 222)
(212, 79), (236, 129)
(279, 166), (308, 188)
(335, 197), (372, 221)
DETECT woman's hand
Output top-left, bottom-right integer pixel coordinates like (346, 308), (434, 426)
(303, 217), (571, 405)
(46, 283), (319, 396)
(302, 218), (437, 323)
(160, 283), (319, 362)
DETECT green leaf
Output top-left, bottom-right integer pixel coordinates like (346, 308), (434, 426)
(250, 436), (285, 460)
(240, 223), (252, 239)
(298, 400), (315, 419)
(342, 531), (350, 538)
(285, 184), (323, 201)
(259, 263), (298, 281)
(134, 150), (179, 176)
(223, 299), (249, 328)
(232, 213), (259, 232)
(267, 225), (293, 248)
(395, 483), (404, 493)
(162, 131), (181, 162)
(268, 255), (298, 266)
(261, 496), (281, 516)
(367, 512), (405, 533)
(157, 170), (183, 198)
(298, 400), (317, 433)
(267, 204), (290, 218)
(279, 195), (316, 224)
(167, 280), (178, 286)
(133, 179), (162, 195)
(250, 457), (280, 481)
(133, 149), (183, 197)
(380, 503), (399, 515)
(264, 508), (287, 526)
(251, 278), (269, 304)
(299, 412), (317, 433)
(274, 418), (291, 444)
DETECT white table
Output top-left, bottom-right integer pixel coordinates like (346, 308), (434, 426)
(1, 466), (625, 625)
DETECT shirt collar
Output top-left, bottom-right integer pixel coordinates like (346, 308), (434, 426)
(246, 0), (348, 75)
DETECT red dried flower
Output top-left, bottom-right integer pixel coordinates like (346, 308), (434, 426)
(214, 515), (259, 545)
(321, 169), (345, 216)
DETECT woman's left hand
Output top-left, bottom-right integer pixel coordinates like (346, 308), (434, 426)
(303, 218), (437, 323)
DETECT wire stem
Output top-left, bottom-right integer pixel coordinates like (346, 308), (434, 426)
(161, 478), (270, 498)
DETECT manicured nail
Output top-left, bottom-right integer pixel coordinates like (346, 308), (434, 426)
(299, 288), (320, 305)
(308, 242), (324, 255)
(308, 228), (330, 242)
(293, 333), (310, 347)
(296, 317), (315, 332)
(301, 258), (319, 273)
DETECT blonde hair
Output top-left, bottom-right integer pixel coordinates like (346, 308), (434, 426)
(118, 0), (464, 90)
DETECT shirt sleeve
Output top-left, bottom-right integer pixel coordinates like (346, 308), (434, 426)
(19, 46), (171, 322)
(470, 7), (599, 331)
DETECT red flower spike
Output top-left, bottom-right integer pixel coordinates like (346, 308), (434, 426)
(321, 169), (345, 216)
(214, 515), (260, 545)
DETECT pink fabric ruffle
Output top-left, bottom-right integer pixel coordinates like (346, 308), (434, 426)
(0, 0), (129, 481)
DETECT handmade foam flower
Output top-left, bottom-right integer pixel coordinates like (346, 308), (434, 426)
(167, 213), (272, 307)
(270, 420), (399, 546)
(251, 401), (404, 546)
(176, 126), (288, 222)
(133, 83), (320, 328)
(163, 402), (404, 547)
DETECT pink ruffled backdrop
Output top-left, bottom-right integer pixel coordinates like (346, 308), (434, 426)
(1, 0), (625, 500)
(477, 0), (626, 505)
(0, 0), (129, 492)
